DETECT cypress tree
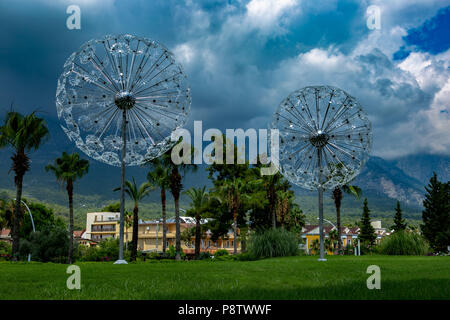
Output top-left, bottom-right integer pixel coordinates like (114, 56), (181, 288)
(359, 198), (376, 246)
(421, 173), (450, 253)
(392, 200), (407, 232)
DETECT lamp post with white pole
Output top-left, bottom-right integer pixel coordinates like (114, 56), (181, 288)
(317, 217), (336, 229)
(14, 199), (35, 262)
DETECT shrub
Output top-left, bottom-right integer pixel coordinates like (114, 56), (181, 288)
(76, 245), (101, 262)
(343, 243), (355, 255)
(19, 226), (69, 262)
(0, 241), (12, 261)
(376, 231), (430, 255)
(248, 228), (299, 258)
(97, 238), (120, 261)
(149, 252), (162, 260)
(213, 254), (234, 261)
(214, 249), (229, 257)
(166, 245), (185, 259)
(235, 252), (258, 261)
(199, 252), (212, 260)
(76, 238), (132, 262)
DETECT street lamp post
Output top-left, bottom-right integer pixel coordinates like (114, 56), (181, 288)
(317, 217), (336, 229)
(14, 199), (35, 262)
(156, 221), (159, 251)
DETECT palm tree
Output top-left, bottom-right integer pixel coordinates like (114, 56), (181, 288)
(261, 173), (282, 229)
(147, 165), (171, 254)
(145, 147), (196, 261)
(275, 190), (293, 227)
(124, 210), (132, 251)
(332, 184), (361, 254)
(218, 178), (247, 254)
(184, 186), (210, 259)
(115, 177), (153, 261)
(327, 229), (339, 253)
(311, 238), (320, 255)
(0, 111), (49, 260)
(45, 152), (89, 264)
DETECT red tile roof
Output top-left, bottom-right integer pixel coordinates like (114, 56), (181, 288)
(0, 229), (11, 237)
(302, 225), (360, 235)
(73, 230), (85, 238)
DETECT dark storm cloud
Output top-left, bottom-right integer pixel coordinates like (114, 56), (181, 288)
(0, 0), (448, 158)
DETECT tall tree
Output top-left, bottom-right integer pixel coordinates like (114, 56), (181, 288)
(0, 111), (49, 260)
(217, 178), (248, 254)
(115, 177), (153, 261)
(147, 165), (171, 254)
(101, 202), (121, 212)
(332, 184), (361, 253)
(46, 152), (89, 264)
(145, 145), (196, 260)
(421, 173), (450, 253)
(184, 186), (210, 259)
(392, 200), (407, 232)
(261, 172), (290, 229)
(358, 198), (376, 246)
(124, 210), (132, 251)
(326, 229), (339, 252)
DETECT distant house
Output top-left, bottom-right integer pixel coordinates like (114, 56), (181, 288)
(302, 220), (389, 254)
(73, 229), (97, 247)
(0, 229), (11, 243)
(302, 225), (359, 254)
(371, 220), (391, 243)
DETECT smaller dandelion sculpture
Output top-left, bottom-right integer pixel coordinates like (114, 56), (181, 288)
(56, 34), (190, 263)
(271, 86), (372, 261)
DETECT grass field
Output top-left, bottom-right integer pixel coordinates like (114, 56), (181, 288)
(0, 255), (449, 300)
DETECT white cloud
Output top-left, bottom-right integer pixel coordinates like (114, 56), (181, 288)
(266, 44), (450, 158)
(245, 0), (300, 32)
(398, 50), (450, 92)
(173, 43), (196, 65)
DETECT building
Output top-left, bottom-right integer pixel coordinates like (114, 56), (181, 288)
(371, 220), (391, 244)
(138, 217), (240, 254)
(73, 230), (97, 247)
(84, 212), (133, 241)
(302, 220), (389, 254)
(85, 212), (241, 254)
(0, 229), (11, 243)
(302, 225), (359, 254)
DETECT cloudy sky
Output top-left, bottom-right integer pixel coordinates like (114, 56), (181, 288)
(0, 0), (449, 159)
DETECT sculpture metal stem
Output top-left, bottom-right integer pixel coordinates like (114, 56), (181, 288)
(115, 109), (128, 264)
(317, 147), (326, 261)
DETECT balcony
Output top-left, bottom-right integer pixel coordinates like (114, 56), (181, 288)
(92, 225), (116, 232)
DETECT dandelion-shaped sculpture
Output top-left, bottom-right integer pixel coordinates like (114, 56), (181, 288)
(56, 34), (190, 263)
(271, 86), (371, 261)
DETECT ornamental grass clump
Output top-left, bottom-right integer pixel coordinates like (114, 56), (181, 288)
(376, 230), (429, 255)
(248, 228), (299, 258)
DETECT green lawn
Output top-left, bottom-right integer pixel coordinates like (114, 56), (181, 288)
(0, 255), (449, 300)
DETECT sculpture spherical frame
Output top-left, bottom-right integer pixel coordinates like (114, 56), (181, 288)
(56, 34), (191, 167)
(271, 85), (372, 191)
(271, 85), (372, 262)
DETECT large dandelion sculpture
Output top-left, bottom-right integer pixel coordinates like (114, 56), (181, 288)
(271, 86), (371, 261)
(56, 34), (191, 263)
